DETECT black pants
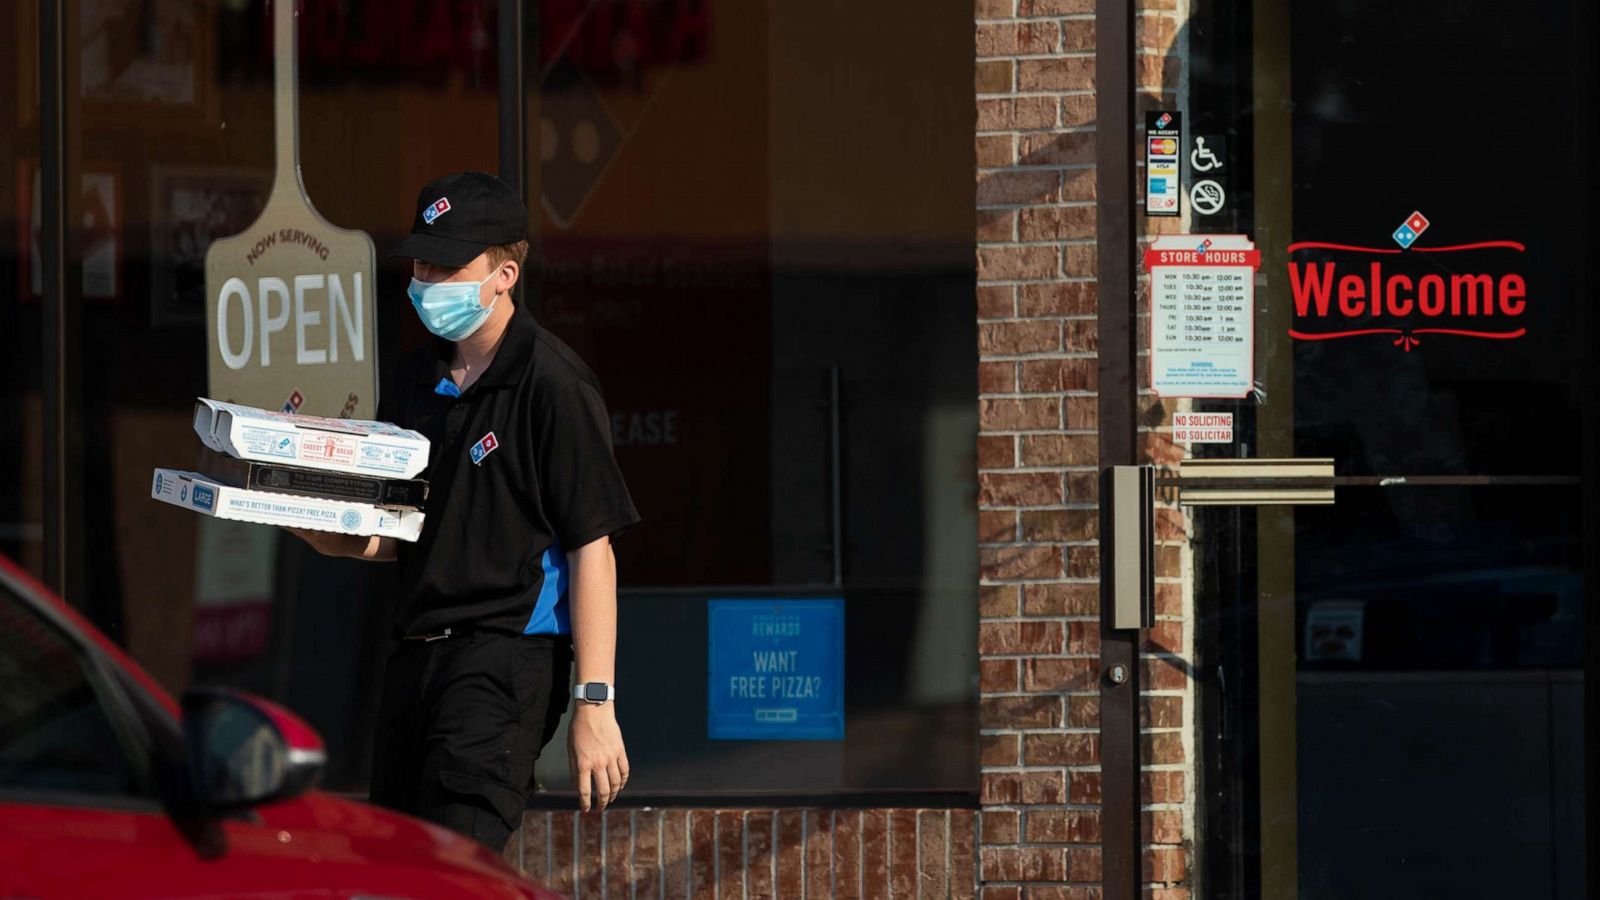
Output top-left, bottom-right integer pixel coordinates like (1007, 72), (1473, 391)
(369, 630), (572, 852)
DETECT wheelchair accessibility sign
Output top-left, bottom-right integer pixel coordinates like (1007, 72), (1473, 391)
(1191, 135), (1224, 172)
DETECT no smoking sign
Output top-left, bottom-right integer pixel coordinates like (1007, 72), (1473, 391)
(1190, 180), (1226, 215)
(1187, 134), (1229, 217)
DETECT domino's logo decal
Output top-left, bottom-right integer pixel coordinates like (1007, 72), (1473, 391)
(469, 431), (499, 465)
(1391, 210), (1431, 249)
(422, 197), (451, 225)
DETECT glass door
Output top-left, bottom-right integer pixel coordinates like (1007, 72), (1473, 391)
(1168, 1), (1594, 896)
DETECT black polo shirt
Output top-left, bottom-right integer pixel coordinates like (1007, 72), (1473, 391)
(379, 303), (639, 638)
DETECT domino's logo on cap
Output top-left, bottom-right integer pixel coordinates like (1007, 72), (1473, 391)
(392, 172), (527, 268)
(422, 197), (451, 225)
(470, 431), (499, 465)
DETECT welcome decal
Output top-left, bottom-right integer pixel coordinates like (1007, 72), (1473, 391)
(1287, 211), (1526, 352)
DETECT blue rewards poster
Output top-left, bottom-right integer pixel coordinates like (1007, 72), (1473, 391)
(707, 598), (844, 741)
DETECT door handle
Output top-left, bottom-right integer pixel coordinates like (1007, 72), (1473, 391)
(1108, 458), (1335, 630)
(1108, 466), (1155, 630)
(1165, 457), (1335, 506)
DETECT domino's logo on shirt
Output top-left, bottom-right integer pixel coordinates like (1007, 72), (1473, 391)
(422, 197), (451, 225)
(470, 431), (499, 465)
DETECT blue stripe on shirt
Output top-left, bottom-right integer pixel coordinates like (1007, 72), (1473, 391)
(524, 543), (571, 635)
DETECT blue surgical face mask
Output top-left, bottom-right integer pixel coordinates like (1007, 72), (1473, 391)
(407, 273), (497, 341)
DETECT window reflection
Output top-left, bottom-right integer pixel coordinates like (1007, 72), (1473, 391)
(532, 0), (977, 794)
(25, 0), (977, 797)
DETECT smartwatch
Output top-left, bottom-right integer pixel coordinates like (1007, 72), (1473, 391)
(573, 682), (615, 704)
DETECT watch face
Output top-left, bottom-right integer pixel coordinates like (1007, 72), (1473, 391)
(582, 683), (609, 702)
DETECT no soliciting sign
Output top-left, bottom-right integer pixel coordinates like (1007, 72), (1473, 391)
(1173, 412), (1234, 444)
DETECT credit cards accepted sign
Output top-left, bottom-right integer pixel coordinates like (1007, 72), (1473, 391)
(1146, 110), (1182, 217)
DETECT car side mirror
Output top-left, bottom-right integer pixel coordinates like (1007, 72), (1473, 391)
(181, 687), (325, 810)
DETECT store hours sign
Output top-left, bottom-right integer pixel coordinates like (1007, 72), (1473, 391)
(1144, 234), (1260, 399)
(707, 599), (844, 741)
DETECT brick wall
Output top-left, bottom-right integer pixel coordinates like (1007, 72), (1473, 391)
(975, 0), (1106, 895)
(976, 0), (1193, 898)
(507, 809), (977, 899)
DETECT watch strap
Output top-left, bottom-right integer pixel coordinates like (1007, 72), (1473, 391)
(573, 682), (615, 702)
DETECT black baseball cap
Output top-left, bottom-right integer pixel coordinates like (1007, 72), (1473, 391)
(390, 171), (527, 268)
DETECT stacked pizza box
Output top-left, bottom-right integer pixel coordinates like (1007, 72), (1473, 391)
(151, 398), (430, 542)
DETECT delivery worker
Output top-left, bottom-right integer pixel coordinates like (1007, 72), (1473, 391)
(289, 171), (638, 852)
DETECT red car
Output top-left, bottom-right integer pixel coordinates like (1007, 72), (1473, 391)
(0, 556), (561, 899)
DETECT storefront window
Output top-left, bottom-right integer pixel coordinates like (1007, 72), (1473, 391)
(20, 0), (977, 800)
(530, 0), (979, 796)
(59, 0), (500, 787)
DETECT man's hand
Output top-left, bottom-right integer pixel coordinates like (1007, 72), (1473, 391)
(568, 702), (628, 811)
(285, 528), (397, 561)
(285, 528), (359, 556)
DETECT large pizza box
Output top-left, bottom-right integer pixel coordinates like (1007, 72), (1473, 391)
(150, 468), (425, 542)
(193, 398), (429, 480)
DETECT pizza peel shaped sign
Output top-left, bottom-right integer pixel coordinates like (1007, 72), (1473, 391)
(1287, 211), (1528, 352)
(204, 0), (378, 419)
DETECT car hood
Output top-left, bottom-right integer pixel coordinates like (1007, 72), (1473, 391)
(251, 790), (556, 896)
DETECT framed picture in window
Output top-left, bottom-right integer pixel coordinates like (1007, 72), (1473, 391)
(14, 0), (220, 130)
(15, 158), (124, 304)
(149, 165), (271, 327)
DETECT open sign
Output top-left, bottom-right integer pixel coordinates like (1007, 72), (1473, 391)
(204, 1), (378, 419)
(214, 272), (368, 370)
